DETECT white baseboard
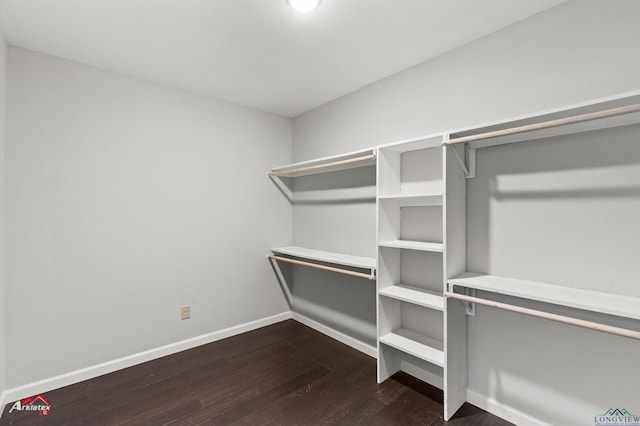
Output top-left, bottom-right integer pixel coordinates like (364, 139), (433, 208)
(2, 311), (378, 418)
(291, 312), (378, 358)
(2, 311), (292, 411)
(0, 390), (7, 414)
(1, 313), (549, 426)
(466, 389), (551, 426)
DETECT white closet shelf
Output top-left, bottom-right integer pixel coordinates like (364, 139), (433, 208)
(448, 102), (640, 149)
(379, 135), (444, 152)
(271, 246), (376, 270)
(448, 272), (640, 321)
(380, 329), (444, 367)
(377, 193), (443, 207)
(378, 240), (444, 252)
(379, 285), (444, 310)
(269, 149), (376, 177)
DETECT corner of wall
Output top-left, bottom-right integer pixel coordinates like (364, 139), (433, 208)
(0, 30), (8, 412)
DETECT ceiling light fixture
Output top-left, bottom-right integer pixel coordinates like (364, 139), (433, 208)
(287, 0), (321, 13)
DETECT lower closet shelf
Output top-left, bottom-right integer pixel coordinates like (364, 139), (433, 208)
(448, 272), (640, 320)
(271, 246), (376, 270)
(379, 329), (444, 367)
(270, 246), (376, 280)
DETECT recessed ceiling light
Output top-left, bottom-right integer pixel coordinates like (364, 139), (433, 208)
(287, 0), (321, 13)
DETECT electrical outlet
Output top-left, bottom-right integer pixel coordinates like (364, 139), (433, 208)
(181, 305), (191, 320)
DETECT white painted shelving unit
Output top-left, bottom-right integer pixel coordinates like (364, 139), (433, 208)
(266, 90), (640, 424)
(376, 134), (467, 420)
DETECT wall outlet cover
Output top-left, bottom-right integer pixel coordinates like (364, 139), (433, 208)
(181, 305), (191, 320)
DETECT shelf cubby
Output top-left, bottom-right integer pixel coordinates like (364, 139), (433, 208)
(378, 248), (444, 309)
(379, 298), (445, 366)
(378, 140), (443, 197)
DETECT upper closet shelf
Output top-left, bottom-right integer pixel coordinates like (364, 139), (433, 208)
(271, 246), (376, 271)
(268, 148), (376, 177)
(379, 134), (444, 152)
(378, 240), (443, 253)
(377, 193), (443, 207)
(447, 99), (640, 149)
(448, 272), (640, 321)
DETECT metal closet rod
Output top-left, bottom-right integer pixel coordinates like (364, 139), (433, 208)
(445, 292), (640, 340)
(446, 103), (640, 145)
(268, 153), (376, 177)
(268, 255), (376, 280)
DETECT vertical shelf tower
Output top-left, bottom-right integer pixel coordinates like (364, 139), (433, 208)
(376, 135), (467, 420)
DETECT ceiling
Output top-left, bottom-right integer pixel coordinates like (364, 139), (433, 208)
(0, 0), (564, 117)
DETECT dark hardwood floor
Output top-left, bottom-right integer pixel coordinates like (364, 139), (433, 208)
(0, 320), (512, 425)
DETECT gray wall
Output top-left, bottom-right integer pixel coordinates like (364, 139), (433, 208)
(0, 31), (7, 399)
(290, 166), (377, 346)
(293, 1), (640, 161)
(4, 48), (292, 388)
(292, 1), (640, 425)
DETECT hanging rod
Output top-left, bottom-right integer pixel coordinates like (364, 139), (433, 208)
(268, 255), (376, 280)
(446, 103), (640, 145)
(268, 154), (376, 177)
(445, 292), (640, 340)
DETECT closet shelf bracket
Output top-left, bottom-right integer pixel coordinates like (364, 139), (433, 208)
(448, 139), (476, 179)
(447, 282), (475, 315)
(462, 288), (476, 316)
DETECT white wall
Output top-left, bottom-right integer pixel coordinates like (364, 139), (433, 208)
(292, 1), (640, 425)
(286, 154), (376, 347)
(0, 31), (7, 401)
(293, 0), (640, 161)
(4, 47), (292, 388)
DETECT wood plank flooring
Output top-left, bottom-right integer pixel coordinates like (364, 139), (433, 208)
(0, 320), (512, 425)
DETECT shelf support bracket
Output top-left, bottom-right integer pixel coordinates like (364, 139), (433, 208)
(447, 139), (476, 179)
(447, 283), (476, 316)
(462, 288), (476, 316)
(267, 255), (293, 308)
(466, 145), (476, 179)
(267, 174), (293, 202)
